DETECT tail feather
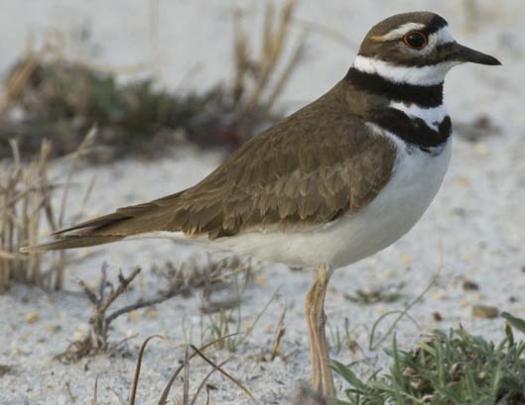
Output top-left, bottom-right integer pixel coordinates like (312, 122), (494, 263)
(51, 211), (131, 236)
(21, 190), (190, 254)
(20, 235), (124, 253)
(21, 197), (182, 253)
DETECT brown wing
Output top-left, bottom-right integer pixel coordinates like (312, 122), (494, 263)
(25, 82), (396, 251)
(166, 115), (396, 238)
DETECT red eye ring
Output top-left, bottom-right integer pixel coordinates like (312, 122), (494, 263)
(402, 31), (428, 50)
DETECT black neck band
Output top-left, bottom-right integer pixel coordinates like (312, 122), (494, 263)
(344, 67), (444, 108)
(371, 108), (451, 151)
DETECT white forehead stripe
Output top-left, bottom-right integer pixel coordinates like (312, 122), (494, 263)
(433, 26), (455, 44)
(374, 22), (426, 41)
(425, 26), (455, 52)
(389, 101), (448, 131)
(353, 55), (459, 86)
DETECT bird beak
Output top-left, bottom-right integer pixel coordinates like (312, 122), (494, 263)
(449, 42), (502, 65)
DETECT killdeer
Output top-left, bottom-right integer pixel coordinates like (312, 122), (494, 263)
(23, 12), (500, 398)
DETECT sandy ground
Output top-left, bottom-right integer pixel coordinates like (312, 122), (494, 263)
(1, 0), (525, 404)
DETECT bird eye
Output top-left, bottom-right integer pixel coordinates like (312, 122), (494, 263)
(402, 31), (428, 49)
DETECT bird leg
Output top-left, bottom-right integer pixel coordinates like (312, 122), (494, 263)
(304, 264), (335, 398)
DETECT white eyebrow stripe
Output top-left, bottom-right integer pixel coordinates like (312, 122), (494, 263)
(374, 23), (455, 48)
(374, 22), (426, 41)
(353, 55), (459, 85)
(389, 101), (448, 130)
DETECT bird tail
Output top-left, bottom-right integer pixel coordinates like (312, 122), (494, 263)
(20, 235), (124, 253)
(20, 203), (165, 254)
(20, 191), (188, 254)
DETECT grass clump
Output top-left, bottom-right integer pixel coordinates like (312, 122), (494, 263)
(0, 132), (94, 291)
(334, 314), (525, 404)
(0, 0), (305, 161)
(1, 58), (232, 160)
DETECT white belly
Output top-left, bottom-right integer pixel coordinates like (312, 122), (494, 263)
(208, 129), (452, 269)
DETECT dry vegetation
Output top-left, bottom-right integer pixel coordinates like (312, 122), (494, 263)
(0, 0), (305, 161)
(61, 257), (267, 404)
(58, 256), (257, 362)
(230, 0), (305, 134)
(0, 130), (96, 291)
(123, 335), (255, 405)
(0, 141), (55, 290)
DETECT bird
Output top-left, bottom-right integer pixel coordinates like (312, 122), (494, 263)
(22, 11), (501, 399)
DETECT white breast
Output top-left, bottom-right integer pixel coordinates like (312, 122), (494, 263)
(204, 126), (452, 269)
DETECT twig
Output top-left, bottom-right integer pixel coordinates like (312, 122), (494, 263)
(157, 333), (242, 404)
(237, 288), (280, 347)
(183, 346), (191, 404)
(190, 344), (255, 402)
(271, 304), (287, 360)
(98, 268), (141, 317)
(91, 375), (99, 405)
(189, 357), (230, 405)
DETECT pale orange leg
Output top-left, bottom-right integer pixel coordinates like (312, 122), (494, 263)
(304, 264), (335, 398)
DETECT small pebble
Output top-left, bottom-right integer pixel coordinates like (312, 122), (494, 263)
(455, 176), (471, 188)
(399, 253), (413, 267)
(47, 325), (61, 334)
(474, 142), (489, 156)
(255, 275), (267, 286)
(383, 269), (397, 279)
(432, 289), (447, 300)
(73, 327), (87, 341)
(460, 297), (470, 307)
(462, 280), (479, 291)
(472, 304), (499, 319)
(127, 310), (140, 322)
(432, 312), (443, 321)
(25, 312), (39, 324)
(143, 308), (159, 318)
(0, 364), (13, 377)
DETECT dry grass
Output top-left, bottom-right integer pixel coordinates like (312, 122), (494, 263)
(231, 0), (306, 138)
(58, 256), (258, 362)
(126, 335), (254, 405)
(73, 257), (265, 403)
(0, 129), (95, 291)
(0, 141), (53, 290)
(270, 304), (287, 361)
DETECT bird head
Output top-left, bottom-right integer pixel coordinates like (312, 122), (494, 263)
(353, 12), (501, 86)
